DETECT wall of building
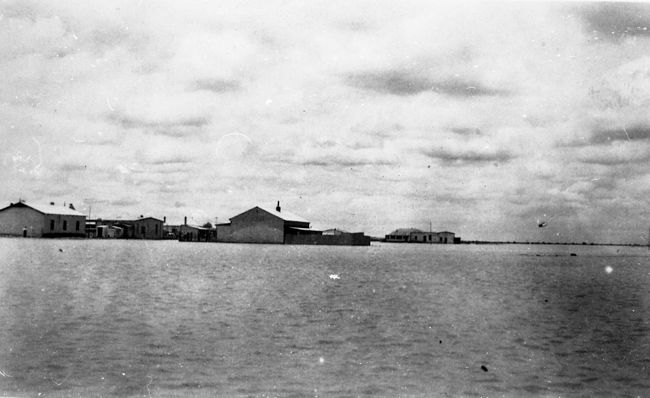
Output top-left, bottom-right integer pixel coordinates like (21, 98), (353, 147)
(285, 232), (371, 246)
(163, 225), (180, 239)
(0, 207), (45, 237)
(437, 232), (455, 244)
(219, 208), (286, 243)
(179, 225), (199, 241)
(216, 220), (285, 243)
(43, 213), (86, 237)
(410, 232), (438, 243)
(411, 231), (455, 243)
(178, 225), (216, 242)
(386, 231), (456, 243)
(132, 218), (163, 239)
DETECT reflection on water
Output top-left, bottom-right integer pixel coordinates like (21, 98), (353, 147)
(0, 239), (648, 397)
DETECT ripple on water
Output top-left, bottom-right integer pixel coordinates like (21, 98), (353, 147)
(0, 240), (649, 397)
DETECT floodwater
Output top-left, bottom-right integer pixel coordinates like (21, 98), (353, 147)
(0, 239), (648, 397)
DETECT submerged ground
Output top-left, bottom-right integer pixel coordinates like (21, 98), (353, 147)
(0, 239), (648, 397)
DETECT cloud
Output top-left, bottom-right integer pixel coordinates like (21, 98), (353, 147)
(108, 111), (209, 130)
(191, 78), (241, 93)
(422, 147), (513, 165)
(57, 163), (88, 172)
(344, 70), (508, 97)
(1, 1), (648, 243)
(590, 125), (650, 144)
(579, 3), (650, 41)
(89, 26), (133, 53)
(576, 142), (650, 165)
(300, 157), (395, 168)
(563, 123), (650, 147)
(110, 198), (140, 207)
(449, 127), (482, 136)
(268, 138), (400, 169)
(144, 157), (192, 166)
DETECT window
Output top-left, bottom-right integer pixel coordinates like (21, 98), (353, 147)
(76, 221), (80, 231)
(50, 220), (55, 231)
(155, 224), (158, 235)
(141, 226), (146, 235)
(62, 220), (67, 231)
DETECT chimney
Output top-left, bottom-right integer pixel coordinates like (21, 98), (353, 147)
(163, 216), (166, 223)
(276, 201), (281, 212)
(50, 202), (55, 206)
(184, 216), (187, 225)
(69, 203), (75, 210)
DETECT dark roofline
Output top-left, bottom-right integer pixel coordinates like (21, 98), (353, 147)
(0, 202), (43, 215)
(229, 206), (309, 224)
(91, 217), (163, 223)
(135, 217), (164, 222)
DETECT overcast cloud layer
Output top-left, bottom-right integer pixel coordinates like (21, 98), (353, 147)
(1, 1), (649, 243)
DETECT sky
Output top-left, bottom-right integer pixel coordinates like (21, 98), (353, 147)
(1, 1), (649, 243)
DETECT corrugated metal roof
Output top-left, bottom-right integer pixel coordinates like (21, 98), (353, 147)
(256, 206), (310, 223)
(388, 228), (424, 236)
(17, 202), (86, 216)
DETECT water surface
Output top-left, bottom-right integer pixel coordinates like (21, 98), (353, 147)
(0, 239), (648, 397)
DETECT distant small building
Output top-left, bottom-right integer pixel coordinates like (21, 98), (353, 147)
(88, 219), (130, 238)
(132, 217), (164, 239)
(96, 225), (123, 238)
(163, 224), (181, 239)
(385, 228), (456, 244)
(85, 220), (97, 238)
(90, 216), (164, 239)
(179, 224), (216, 242)
(0, 201), (86, 238)
(385, 228), (423, 242)
(437, 231), (456, 244)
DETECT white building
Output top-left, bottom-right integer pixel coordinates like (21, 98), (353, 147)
(0, 201), (86, 237)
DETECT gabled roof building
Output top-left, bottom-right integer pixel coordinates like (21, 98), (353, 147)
(216, 201), (312, 244)
(0, 201), (86, 238)
(385, 228), (424, 242)
(385, 228), (456, 243)
(215, 202), (371, 246)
